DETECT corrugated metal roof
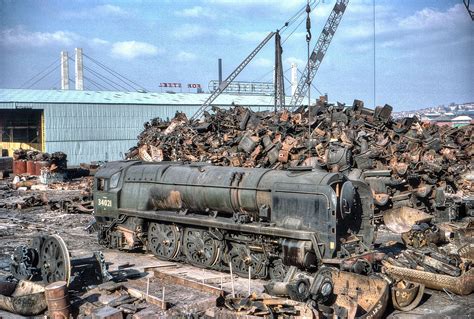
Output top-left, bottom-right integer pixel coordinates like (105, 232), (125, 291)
(0, 89), (288, 105)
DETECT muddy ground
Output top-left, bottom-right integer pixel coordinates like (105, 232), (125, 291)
(0, 178), (472, 318)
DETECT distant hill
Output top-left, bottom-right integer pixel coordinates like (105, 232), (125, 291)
(393, 102), (474, 119)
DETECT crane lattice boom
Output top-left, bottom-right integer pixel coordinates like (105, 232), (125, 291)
(290, 0), (349, 110)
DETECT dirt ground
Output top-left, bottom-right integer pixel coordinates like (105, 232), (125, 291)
(0, 178), (473, 318)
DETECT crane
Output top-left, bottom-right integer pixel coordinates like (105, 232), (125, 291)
(290, 0), (349, 110)
(190, 32), (275, 121)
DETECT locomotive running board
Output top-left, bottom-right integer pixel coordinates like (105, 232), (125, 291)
(118, 208), (319, 241)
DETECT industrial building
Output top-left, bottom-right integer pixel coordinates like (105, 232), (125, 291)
(0, 89), (284, 165)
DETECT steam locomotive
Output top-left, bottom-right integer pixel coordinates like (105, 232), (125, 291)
(93, 161), (375, 279)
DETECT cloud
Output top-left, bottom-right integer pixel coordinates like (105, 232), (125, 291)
(284, 56), (305, 68)
(62, 4), (130, 19)
(340, 3), (471, 50)
(397, 4), (465, 30)
(253, 57), (273, 68)
(110, 41), (162, 60)
(0, 26), (160, 61)
(176, 51), (198, 62)
(0, 26), (79, 47)
(217, 29), (271, 42)
(205, 0), (302, 12)
(91, 38), (109, 46)
(172, 23), (209, 39)
(175, 6), (216, 19)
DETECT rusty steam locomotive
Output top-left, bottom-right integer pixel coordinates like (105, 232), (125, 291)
(93, 161), (375, 279)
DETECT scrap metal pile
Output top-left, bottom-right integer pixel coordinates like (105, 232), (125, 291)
(128, 100), (473, 220)
(0, 175), (93, 213)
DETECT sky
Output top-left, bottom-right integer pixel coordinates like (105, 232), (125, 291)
(0, 0), (472, 111)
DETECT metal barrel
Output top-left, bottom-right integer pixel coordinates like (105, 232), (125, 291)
(26, 160), (35, 175)
(45, 281), (70, 319)
(13, 160), (27, 175)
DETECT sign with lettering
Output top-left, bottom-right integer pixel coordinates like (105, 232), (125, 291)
(159, 83), (182, 88)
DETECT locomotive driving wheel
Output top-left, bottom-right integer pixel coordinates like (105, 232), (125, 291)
(183, 228), (220, 268)
(40, 234), (71, 285)
(148, 222), (181, 261)
(228, 244), (266, 278)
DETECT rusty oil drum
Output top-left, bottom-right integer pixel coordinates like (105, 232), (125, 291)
(35, 161), (50, 176)
(26, 160), (35, 175)
(13, 160), (27, 175)
(44, 281), (70, 319)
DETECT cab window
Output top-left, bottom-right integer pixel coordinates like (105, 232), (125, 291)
(97, 178), (106, 191)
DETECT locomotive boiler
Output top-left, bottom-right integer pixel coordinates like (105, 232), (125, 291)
(93, 160), (375, 279)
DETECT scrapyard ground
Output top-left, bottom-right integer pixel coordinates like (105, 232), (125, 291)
(0, 180), (472, 318)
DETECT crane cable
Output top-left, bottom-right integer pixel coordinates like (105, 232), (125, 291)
(306, 0), (312, 141)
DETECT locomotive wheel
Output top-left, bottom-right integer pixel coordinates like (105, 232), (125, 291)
(228, 244), (266, 278)
(40, 235), (71, 285)
(183, 228), (220, 268)
(148, 222), (181, 261)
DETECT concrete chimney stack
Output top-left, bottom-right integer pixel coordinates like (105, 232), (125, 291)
(60, 51), (69, 90)
(75, 48), (84, 90)
(291, 63), (298, 96)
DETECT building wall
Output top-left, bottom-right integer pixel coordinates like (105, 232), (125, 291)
(0, 102), (273, 165)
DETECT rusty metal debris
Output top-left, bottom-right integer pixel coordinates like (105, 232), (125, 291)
(0, 174), (94, 214)
(264, 266), (389, 318)
(219, 293), (311, 317)
(390, 280), (425, 312)
(383, 261), (474, 296)
(0, 280), (48, 316)
(9, 234), (111, 290)
(383, 207), (432, 233)
(127, 102), (473, 221)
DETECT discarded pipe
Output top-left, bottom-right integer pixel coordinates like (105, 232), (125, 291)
(383, 261), (474, 296)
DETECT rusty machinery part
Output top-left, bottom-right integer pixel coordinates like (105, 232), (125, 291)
(0, 280), (48, 316)
(10, 245), (41, 281)
(182, 228), (222, 268)
(308, 267), (334, 304)
(67, 251), (112, 290)
(40, 234), (72, 285)
(382, 261), (474, 296)
(9, 235), (47, 281)
(93, 161), (375, 275)
(10, 235), (111, 290)
(264, 267), (389, 318)
(383, 207), (432, 234)
(268, 259), (289, 281)
(147, 222), (181, 261)
(401, 223), (445, 249)
(390, 280), (425, 312)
